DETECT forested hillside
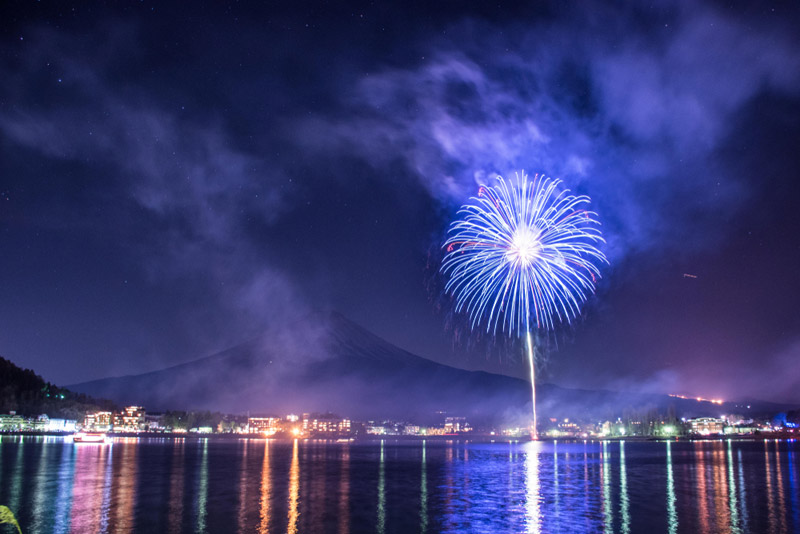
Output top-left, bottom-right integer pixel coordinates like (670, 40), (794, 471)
(0, 356), (115, 419)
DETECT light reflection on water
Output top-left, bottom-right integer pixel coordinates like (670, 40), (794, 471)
(339, 442), (350, 534)
(167, 439), (184, 533)
(789, 441), (799, 529)
(0, 436), (797, 533)
(236, 440), (248, 532)
(53, 440), (74, 533)
(525, 441), (541, 533)
(713, 442), (728, 533)
(666, 440), (678, 534)
(195, 439), (208, 533)
(113, 438), (137, 532)
(774, 441), (788, 533)
(258, 440), (270, 534)
(619, 441), (630, 534)
(601, 440), (611, 533)
(69, 442), (104, 532)
(726, 440), (740, 534)
(31, 440), (50, 532)
(377, 440), (385, 534)
(552, 441), (559, 530)
(738, 448), (749, 530)
(9, 438), (24, 518)
(419, 440), (427, 534)
(696, 440), (710, 534)
(765, 440), (776, 532)
(286, 439), (299, 534)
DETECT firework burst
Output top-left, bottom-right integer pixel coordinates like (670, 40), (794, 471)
(442, 172), (607, 336)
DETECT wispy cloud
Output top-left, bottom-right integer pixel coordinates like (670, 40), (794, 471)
(294, 2), (800, 261)
(0, 24), (311, 359)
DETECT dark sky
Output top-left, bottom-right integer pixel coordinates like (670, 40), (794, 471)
(2, 1), (800, 404)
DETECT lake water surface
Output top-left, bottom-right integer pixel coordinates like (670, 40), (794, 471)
(0, 436), (797, 533)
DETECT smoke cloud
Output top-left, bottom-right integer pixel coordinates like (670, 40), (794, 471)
(294, 2), (800, 261)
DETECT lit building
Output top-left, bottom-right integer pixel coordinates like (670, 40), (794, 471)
(0, 412), (26, 431)
(444, 417), (470, 433)
(144, 414), (165, 432)
(556, 419), (580, 437)
(366, 424), (387, 435)
(84, 411), (113, 431)
(248, 417), (281, 435)
(689, 417), (724, 435)
(724, 424), (757, 435)
(33, 414), (50, 432)
(113, 406), (145, 432)
(303, 413), (351, 434)
(42, 416), (76, 432)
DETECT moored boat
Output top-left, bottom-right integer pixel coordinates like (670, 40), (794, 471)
(73, 431), (108, 443)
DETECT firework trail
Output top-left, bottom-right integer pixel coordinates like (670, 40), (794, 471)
(442, 172), (607, 438)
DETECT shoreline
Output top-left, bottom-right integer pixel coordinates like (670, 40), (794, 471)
(0, 430), (796, 442)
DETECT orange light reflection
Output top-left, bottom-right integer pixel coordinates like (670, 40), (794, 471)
(287, 439), (299, 534)
(258, 440), (271, 534)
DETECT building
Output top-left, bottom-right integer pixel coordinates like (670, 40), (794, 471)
(113, 406), (145, 432)
(0, 412), (26, 431)
(47, 418), (77, 432)
(366, 423), (387, 435)
(248, 417), (281, 435)
(724, 425), (757, 435)
(444, 417), (470, 433)
(33, 414), (50, 432)
(144, 414), (165, 432)
(303, 413), (351, 434)
(84, 411), (113, 431)
(689, 417), (724, 435)
(555, 419), (581, 437)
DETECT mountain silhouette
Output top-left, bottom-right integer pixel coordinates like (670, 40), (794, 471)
(68, 312), (787, 424)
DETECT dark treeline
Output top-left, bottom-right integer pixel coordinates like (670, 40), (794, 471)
(618, 405), (683, 436)
(0, 356), (116, 420)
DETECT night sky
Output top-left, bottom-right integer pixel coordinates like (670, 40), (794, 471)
(2, 2), (800, 404)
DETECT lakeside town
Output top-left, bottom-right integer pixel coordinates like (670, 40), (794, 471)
(2, 349), (798, 441)
(1, 404), (798, 440)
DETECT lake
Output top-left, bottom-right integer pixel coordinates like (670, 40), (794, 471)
(0, 436), (797, 533)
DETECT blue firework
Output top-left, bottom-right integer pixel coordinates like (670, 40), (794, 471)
(442, 172), (607, 335)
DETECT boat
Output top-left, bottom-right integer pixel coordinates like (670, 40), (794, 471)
(73, 431), (108, 443)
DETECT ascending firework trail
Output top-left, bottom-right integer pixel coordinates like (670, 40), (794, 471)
(442, 172), (607, 439)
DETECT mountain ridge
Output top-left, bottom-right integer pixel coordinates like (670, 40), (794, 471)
(68, 312), (794, 423)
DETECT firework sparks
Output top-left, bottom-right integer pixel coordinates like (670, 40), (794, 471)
(442, 171), (607, 438)
(443, 172), (607, 334)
